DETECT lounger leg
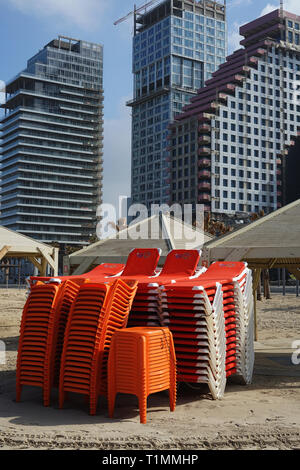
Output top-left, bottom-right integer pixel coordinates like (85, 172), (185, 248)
(139, 396), (147, 424)
(169, 388), (176, 412)
(16, 385), (22, 402)
(108, 393), (116, 418)
(59, 390), (65, 409)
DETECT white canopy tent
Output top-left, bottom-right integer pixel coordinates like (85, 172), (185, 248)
(0, 226), (59, 276)
(202, 200), (300, 338)
(202, 199), (300, 275)
(66, 213), (213, 275)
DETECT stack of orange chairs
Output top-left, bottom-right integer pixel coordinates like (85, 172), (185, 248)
(59, 278), (138, 415)
(16, 279), (84, 406)
(107, 327), (176, 424)
(52, 280), (85, 386)
(127, 250), (202, 328)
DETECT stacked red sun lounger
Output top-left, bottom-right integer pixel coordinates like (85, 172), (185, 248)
(122, 249), (162, 328)
(27, 263), (125, 289)
(127, 249), (203, 327)
(17, 249), (255, 412)
(199, 262), (255, 385)
(159, 278), (226, 399)
(158, 261), (254, 399)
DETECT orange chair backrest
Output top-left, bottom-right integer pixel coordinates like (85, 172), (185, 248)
(121, 249), (161, 277)
(160, 250), (201, 277)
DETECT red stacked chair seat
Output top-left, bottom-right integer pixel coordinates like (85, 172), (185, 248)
(59, 279), (138, 415)
(59, 283), (110, 406)
(52, 280), (85, 387)
(17, 279), (86, 406)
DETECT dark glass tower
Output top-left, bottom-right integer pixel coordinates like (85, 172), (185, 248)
(129, 0), (227, 209)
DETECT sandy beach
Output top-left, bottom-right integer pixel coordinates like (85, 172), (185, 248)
(0, 289), (299, 450)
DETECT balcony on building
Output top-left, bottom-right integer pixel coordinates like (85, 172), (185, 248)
(198, 147), (211, 156)
(198, 123), (211, 134)
(198, 181), (211, 191)
(198, 158), (211, 168)
(198, 170), (211, 180)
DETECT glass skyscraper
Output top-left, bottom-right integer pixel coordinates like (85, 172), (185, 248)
(129, 0), (227, 208)
(0, 36), (103, 245)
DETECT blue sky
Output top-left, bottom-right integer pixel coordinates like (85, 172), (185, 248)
(0, 0), (299, 212)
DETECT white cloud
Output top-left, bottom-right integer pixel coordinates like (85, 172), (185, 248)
(261, 1), (300, 17)
(103, 97), (131, 210)
(5, 0), (110, 30)
(228, 22), (243, 53)
(260, 3), (277, 16)
(227, 0), (252, 9)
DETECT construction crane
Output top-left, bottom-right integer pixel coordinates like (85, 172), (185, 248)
(114, 0), (162, 26)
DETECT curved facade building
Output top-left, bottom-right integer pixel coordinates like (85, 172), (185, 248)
(0, 36), (104, 245)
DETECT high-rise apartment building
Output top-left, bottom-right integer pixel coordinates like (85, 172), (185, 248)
(169, 9), (300, 218)
(0, 36), (103, 245)
(129, 0), (227, 208)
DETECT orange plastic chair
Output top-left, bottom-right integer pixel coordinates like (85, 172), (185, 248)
(107, 327), (176, 424)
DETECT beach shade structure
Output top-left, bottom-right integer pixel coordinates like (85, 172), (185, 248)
(107, 327), (176, 424)
(59, 278), (138, 415)
(16, 279), (84, 406)
(159, 279), (226, 400)
(27, 263), (125, 289)
(127, 250), (202, 328)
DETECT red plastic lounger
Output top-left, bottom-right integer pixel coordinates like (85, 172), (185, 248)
(159, 277), (226, 400)
(28, 263), (125, 288)
(127, 250), (203, 328)
(197, 262), (254, 383)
